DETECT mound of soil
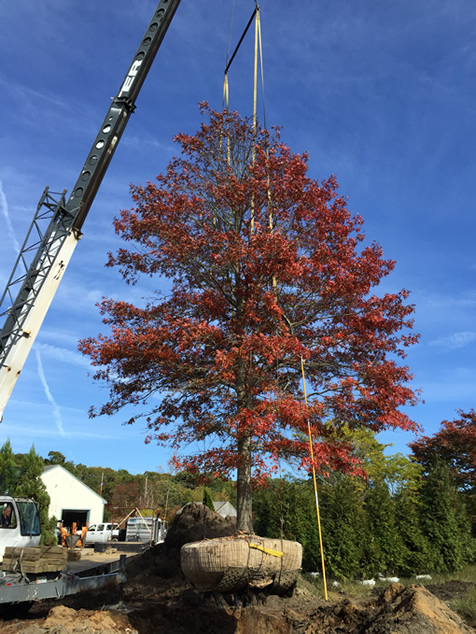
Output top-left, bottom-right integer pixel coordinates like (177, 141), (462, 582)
(2, 505), (475, 633)
(165, 502), (237, 551)
(125, 502), (237, 583)
(307, 582), (475, 634)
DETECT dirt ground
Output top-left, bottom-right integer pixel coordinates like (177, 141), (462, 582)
(1, 503), (475, 634)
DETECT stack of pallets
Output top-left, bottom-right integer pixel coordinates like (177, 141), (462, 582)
(2, 546), (67, 574)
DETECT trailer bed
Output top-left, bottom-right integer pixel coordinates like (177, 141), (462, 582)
(0, 552), (129, 605)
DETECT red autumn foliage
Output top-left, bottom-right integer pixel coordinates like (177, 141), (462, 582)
(410, 409), (476, 492)
(79, 105), (420, 531)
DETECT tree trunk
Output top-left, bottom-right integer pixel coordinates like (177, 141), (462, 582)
(236, 435), (252, 532)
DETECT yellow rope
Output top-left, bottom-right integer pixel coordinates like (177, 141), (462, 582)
(223, 72), (229, 111)
(301, 356), (328, 600)
(257, 11), (267, 131)
(221, 70), (230, 166)
(249, 543), (283, 558)
(253, 9), (260, 130)
(250, 8), (261, 235)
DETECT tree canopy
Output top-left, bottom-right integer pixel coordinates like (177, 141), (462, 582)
(0, 439), (19, 495)
(79, 106), (419, 531)
(410, 409), (476, 494)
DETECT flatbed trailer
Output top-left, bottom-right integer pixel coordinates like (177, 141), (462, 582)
(0, 553), (127, 606)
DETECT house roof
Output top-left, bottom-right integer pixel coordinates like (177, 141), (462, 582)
(213, 501), (237, 516)
(178, 501), (237, 517)
(42, 465), (107, 504)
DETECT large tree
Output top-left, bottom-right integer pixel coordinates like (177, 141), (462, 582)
(410, 409), (476, 534)
(418, 461), (467, 572)
(410, 409), (476, 493)
(79, 106), (419, 532)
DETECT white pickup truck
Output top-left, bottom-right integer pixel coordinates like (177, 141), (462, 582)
(84, 522), (120, 546)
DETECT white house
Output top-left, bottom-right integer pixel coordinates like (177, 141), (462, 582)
(41, 465), (106, 529)
(213, 501), (237, 518)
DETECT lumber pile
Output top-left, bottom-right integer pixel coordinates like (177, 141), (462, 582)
(2, 546), (67, 574)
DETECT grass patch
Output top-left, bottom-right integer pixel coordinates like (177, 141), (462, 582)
(427, 564), (476, 585)
(302, 564), (476, 605)
(302, 573), (382, 598)
(450, 587), (476, 626)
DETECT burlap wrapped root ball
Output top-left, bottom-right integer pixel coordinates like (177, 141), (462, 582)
(181, 535), (302, 593)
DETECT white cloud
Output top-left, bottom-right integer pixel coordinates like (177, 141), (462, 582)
(122, 133), (174, 154)
(0, 181), (20, 255)
(34, 348), (65, 437)
(0, 422), (122, 442)
(429, 331), (476, 350)
(35, 342), (92, 369)
(416, 289), (476, 311)
(0, 77), (76, 122)
(416, 365), (476, 403)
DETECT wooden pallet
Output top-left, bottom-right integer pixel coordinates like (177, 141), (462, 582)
(3, 546), (67, 573)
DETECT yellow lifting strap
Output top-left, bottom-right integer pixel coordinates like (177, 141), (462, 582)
(223, 72), (230, 111)
(252, 8), (260, 130)
(249, 543), (283, 558)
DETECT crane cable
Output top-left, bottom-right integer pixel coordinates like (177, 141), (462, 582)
(223, 0), (236, 111)
(223, 5), (257, 110)
(221, 3), (261, 231)
(250, 5), (261, 234)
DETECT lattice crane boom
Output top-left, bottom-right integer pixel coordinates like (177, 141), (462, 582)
(0, 0), (181, 420)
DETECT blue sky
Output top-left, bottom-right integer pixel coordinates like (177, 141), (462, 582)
(1, 0), (475, 474)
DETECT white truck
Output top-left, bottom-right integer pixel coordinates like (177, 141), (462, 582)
(126, 515), (167, 544)
(0, 497), (41, 561)
(87, 516), (167, 549)
(84, 523), (120, 546)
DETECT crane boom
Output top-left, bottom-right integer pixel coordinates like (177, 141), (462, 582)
(0, 0), (180, 421)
